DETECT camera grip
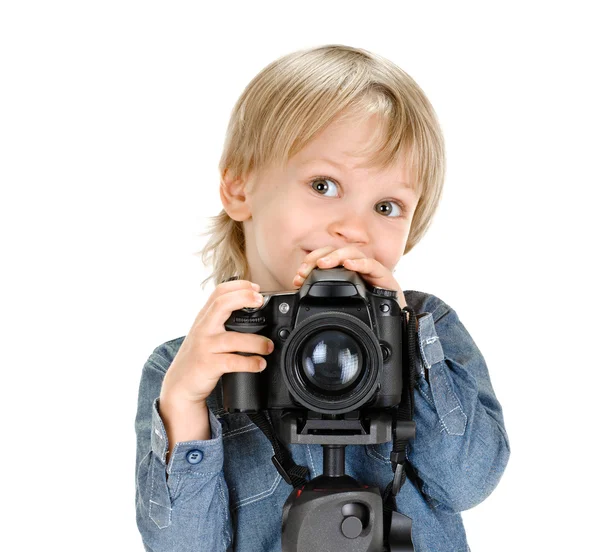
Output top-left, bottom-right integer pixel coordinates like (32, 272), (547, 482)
(222, 362), (263, 412)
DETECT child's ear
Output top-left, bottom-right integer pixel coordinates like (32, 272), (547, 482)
(220, 168), (253, 221)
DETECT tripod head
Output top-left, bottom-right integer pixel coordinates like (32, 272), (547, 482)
(273, 410), (415, 552)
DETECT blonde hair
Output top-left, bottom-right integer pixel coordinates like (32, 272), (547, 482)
(196, 44), (446, 289)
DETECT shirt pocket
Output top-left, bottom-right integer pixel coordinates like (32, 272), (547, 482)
(221, 413), (283, 511)
(366, 440), (393, 465)
(359, 441), (400, 496)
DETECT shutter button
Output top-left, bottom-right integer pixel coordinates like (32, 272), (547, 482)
(186, 450), (203, 464)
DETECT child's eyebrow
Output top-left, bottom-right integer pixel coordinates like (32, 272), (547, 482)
(300, 157), (413, 191)
(300, 157), (346, 170)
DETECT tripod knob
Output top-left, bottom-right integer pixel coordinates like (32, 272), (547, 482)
(341, 515), (363, 539)
(340, 502), (369, 539)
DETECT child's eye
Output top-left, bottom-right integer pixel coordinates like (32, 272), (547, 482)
(310, 177), (339, 197)
(309, 177), (405, 218)
(375, 200), (403, 218)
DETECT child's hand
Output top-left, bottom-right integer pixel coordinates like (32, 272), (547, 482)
(292, 246), (408, 309)
(160, 279), (275, 407)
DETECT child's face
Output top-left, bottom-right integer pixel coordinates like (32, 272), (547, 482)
(226, 113), (419, 292)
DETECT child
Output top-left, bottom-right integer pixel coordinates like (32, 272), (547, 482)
(135, 44), (510, 552)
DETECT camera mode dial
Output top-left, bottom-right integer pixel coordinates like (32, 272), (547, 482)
(370, 286), (397, 299)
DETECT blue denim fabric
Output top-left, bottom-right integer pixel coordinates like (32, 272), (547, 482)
(135, 290), (510, 551)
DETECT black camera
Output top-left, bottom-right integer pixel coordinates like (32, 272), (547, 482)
(222, 266), (417, 551)
(222, 266), (405, 418)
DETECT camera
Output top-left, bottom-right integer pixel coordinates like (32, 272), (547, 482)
(221, 266), (417, 551)
(222, 266), (405, 418)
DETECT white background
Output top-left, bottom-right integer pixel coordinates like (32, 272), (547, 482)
(2, 1), (598, 550)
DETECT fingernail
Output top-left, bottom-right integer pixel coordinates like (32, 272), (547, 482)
(267, 340), (274, 352)
(251, 283), (260, 291)
(319, 256), (330, 263)
(299, 263), (308, 274)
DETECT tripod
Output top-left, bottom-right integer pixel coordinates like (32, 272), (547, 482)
(276, 413), (415, 552)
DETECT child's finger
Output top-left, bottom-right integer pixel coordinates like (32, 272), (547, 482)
(300, 246), (337, 268)
(313, 246), (367, 269)
(341, 257), (397, 285)
(199, 283), (265, 335)
(297, 246), (365, 279)
(199, 279), (259, 321)
(342, 258), (407, 307)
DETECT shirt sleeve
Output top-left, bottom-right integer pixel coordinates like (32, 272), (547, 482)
(135, 353), (234, 551)
(407, 302), (511, 513)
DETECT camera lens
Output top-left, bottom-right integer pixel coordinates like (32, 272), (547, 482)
(299, 330), (363, 393)
(282, 312), (382, 414)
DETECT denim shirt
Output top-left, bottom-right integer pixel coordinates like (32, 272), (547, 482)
(135, 290), (510, 552)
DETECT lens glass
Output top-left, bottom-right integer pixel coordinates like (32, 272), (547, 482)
(299, 330), (363, 393)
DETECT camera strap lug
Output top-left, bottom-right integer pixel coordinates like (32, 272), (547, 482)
(392, 462), (405, 496)
(247, 410), (309, 489)
(271, 454), (294, 486)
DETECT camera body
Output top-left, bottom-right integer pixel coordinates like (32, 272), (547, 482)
(222, 267), (405, 416)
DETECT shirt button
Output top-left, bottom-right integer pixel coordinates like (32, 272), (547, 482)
(186, 449), (203, 464)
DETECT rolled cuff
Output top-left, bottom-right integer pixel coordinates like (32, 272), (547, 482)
(416, 312), (467, 436)
(150, 397), (225, 475)
(417, 312), (444, 372)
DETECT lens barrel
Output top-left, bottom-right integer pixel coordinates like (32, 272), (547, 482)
(281, 311), (383, 414)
